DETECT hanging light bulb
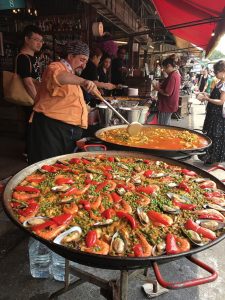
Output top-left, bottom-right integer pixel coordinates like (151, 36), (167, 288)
(211, 29), (215, 37)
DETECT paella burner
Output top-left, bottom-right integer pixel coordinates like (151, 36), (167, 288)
(48, 256), (217, 300)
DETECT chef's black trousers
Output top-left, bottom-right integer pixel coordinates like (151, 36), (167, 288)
(28, 112), (83, 165)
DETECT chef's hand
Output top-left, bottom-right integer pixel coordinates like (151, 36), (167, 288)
(104, 83), (117, 90)
(82, 80), (97, 93)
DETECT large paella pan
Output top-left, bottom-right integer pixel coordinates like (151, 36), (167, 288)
(3, 151), (225, 270)
(95, 125), (212, 155)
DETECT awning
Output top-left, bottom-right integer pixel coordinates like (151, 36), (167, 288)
(152, 0), (225, 56)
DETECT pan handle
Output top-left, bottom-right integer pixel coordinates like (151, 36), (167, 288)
(152, 256), (218, 289)
(208, 164), (225, 183)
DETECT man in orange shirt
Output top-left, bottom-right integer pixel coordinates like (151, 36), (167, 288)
(28, 41), (97, 164)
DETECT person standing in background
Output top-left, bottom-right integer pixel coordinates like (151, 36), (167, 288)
(16, 25), (43, 157)
(197, 60), (225, 164)
(98, 55), (113, 96)
(111, 46), (128, 93)
(198, 68), (209, 92)
(153, 55), (181, 125)
(28, 41), (97, 164)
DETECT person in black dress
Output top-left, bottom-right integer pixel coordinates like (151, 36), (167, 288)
(98, 55), (112, 96)
(198, 60), (225, 164)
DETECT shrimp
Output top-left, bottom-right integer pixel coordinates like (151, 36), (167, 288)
(34, 224), (68, 240)
(63, 203), (78, 215)
(114, 200), (132, 213)
(12, 191), (40, 201)
(90, 195), (102, 210)
(82, 239), (110, 255)
(199, 180), (217, 189)
(136, 232), (152, 256)
(136, 193), (151, 206)
(89, 210), (102, 221)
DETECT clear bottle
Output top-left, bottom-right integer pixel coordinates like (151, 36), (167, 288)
(28, 238), (51, 278)
(50, 251), (77, 282)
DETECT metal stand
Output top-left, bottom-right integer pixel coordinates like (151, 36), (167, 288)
(49, 261), (163, 300)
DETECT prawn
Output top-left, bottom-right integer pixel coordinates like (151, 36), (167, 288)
(34, 223), (68, 240)
(136, 232), (152, 256)
(12, 191), (40, 201)
(114, 200), (132, 214)
(63, 203), (78, 215)
(90, 195), (102, 210)
(82, 239), (110, 255)
(136, 192), (151, 206)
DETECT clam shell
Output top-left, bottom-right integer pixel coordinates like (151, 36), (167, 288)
(93, 219), (114, 227)
(152, 242), (166, 256)
(51, 185), (70, 192)
(23, 216), (48, 227)
(193, 178), (209, 183)
(110, 231), (126, 254)
(196, 219), (225, 231)
(151, 173), (168, 178)
(116, 187), (126, 195)
(167, 182), (178, 188)
(53, 226), (82, 245)
(137, 207), (150, 225)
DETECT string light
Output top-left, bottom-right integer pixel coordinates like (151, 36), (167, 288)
(211, 29), (215, 36)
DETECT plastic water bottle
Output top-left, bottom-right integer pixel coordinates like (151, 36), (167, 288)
(50, 251), (77, 282)
(28, 238), (51, 278)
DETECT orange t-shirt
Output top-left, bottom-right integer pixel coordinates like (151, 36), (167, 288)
(34, 62), (88, 128)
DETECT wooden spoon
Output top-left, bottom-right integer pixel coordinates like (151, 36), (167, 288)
(93, 90), (143, 136)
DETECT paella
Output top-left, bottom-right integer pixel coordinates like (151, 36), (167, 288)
(9, 154), (225, 257)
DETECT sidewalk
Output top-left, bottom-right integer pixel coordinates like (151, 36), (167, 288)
(1, 97), (225, 300)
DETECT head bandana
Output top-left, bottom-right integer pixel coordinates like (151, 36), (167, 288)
(66, 40), (90, 57)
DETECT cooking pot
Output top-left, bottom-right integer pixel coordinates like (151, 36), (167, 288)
(119, 106), (149, 124)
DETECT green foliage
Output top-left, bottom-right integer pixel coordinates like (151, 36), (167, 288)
(208, 50), (225, 61)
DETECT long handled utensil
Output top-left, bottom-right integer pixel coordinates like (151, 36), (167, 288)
(93, 91), (143, 136)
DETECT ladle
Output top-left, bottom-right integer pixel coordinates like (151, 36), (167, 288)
(93, 91), (143, 136)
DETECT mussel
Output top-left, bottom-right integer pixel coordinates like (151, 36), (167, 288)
(137, 207), (150, 225)
(23, 216), (48, 227)
(53, 226), (82, 245)
(182, 229), (210, 247)
(132, 176), (142, 185)
(83, 156), (95, 162)
(162, 204), (180, 214)
(151, 173), (168, 178)
(110, 232), (127, 255)
(116, 187), (126, 195)
(116, 162), (129, 170)
(193, 178), (209, 183)
(85, 166), (102, 174)
(196, 219), (225, 231)
(57, 159), (69, 165)
(203, 203), (225, 212)
(152, 241), (166, 256)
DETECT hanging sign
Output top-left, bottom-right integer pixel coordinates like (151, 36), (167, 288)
(0, 0), (25, 10)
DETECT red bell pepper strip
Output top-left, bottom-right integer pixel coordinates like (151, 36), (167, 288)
(32, 220), (56, 232)
(184, 219), (216, 240)
(204, 191), (223, 198)
(15, 186), (40, 194)
(85, 230), (97, 247)
(55, 178), (74, 185)
(143, 159), (150, 164)
(69, 158), (81, 164)
(116, 211), (137, 229)
(82, 158), (91, 165)
(101, 208), (116, 219)
(133, 244), (144, 257)
(181, 169), (197, 176)
(26, 175), (45, 183)
(79, 200), (91, 211)
(107, 156), (115, 162)
(51, 213), (73, 225)
(178, 181), (191, 193)
(144, 170), (153, 178)
(104, 172), (113, 180)
(166, 233), (180, 254)
(172, 199), (197, 210)
(136, 185), (156, 194)
(17, 200), (39, 217)
(96, 181), (108, 192)
(147, 210), (173, 226)
(198, 213), (224, 222)
(166, 233), (190, 254)
(103, 165), (112, 171)
(111, 192), (122, 203)
(62, 184), (90, 197)
(41, 165), (57, 173)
